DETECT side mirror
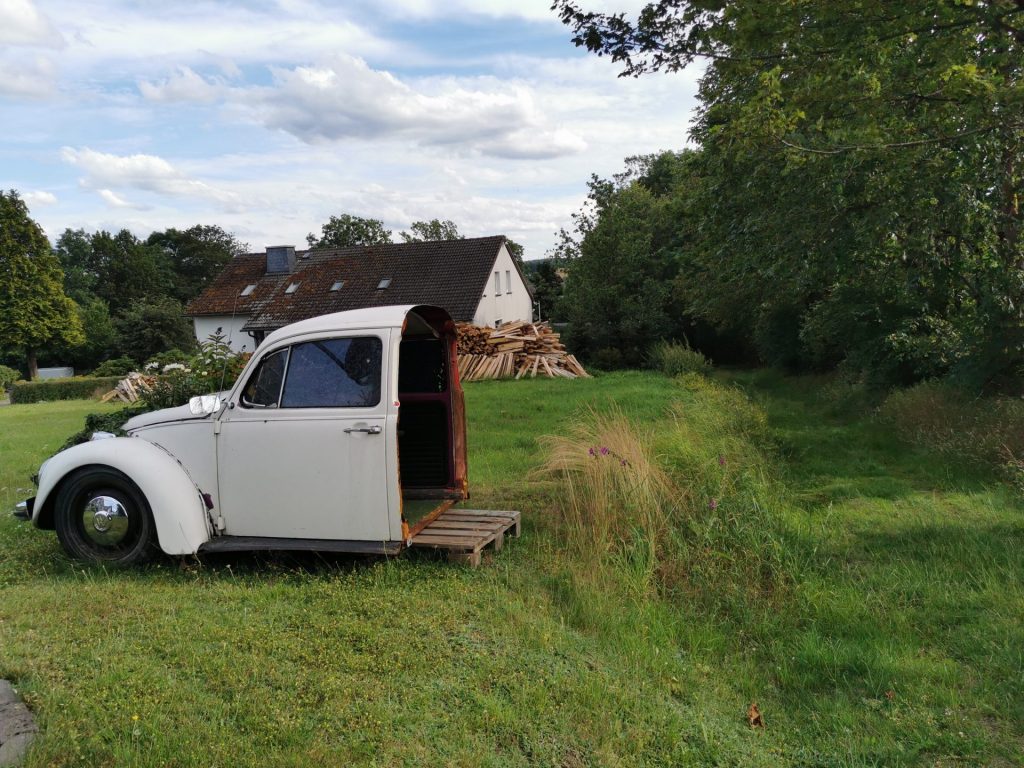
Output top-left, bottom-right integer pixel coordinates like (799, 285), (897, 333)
(188, 394), (223, 416)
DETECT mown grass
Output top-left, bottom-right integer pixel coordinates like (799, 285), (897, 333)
(0, 370), (1022, 766)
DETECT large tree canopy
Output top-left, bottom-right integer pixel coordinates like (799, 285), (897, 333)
(556, 0), (1024, 386)
(0, 191), (83, 378)
(399, 219), (463, 242)
(306, 214), (393, 248)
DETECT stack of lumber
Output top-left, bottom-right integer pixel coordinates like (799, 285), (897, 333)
(100, 372), (156, 403)
(456, 321), (589, 381)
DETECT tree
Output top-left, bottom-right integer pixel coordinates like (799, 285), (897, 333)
(54, 228), (99, 305)
(115, 296), (196, 364)
(0, 191), (83, 379)
(556, 0), (1024, 386)
(87, 229), (174, 310)
(399, 219), (463, 242)
(560, 155), (696, 366)
(147, 225), (247, 303)
(524, 260), (565, 322)
(306, 214), (393, 248)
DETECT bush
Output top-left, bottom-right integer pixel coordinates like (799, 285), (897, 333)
(143, 333), (249, 410)
(878, 381), (1024, 470)
(649, 340), (711, 377)
(10, 376), (121, 404)
(588, 347), (624, 371)
(59, 406), (150, 451)
(144, 349), (191, 372)
(91, 356), (137, 377)
(0, 364), (20, 391)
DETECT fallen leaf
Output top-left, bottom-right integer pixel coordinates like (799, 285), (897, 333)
(748, 701), (764, 728)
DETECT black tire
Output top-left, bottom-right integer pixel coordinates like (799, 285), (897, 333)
(54, 467), (156, 566)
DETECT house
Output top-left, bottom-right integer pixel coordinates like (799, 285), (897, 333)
(185, 236), (533, 352)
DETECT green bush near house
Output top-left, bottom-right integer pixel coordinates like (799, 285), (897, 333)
(91, 356), (138, 377)
(0, 364), (20, 391)
(9, 376), (121, 404)
(649, 339), (712, 377)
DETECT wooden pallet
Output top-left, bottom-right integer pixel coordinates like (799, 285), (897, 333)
(409, 509), (521, 567)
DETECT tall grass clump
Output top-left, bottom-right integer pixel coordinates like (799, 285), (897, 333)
(540, 375), (788, 615)
(649, 340), (711, 377)
(879, 381), (1024, 486)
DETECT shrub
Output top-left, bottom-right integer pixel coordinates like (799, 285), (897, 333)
(878, 381), (1024, 469)
(588, 347), (624, 371)
(10, 376), (121, 404)
(144, 348), (191, 372)
(143, 333), (249, 410)
(92, 356), (137, 377)
(649, 340), (711, 377)
(59, 406), (150, 451)
(0, 364), (20, 391)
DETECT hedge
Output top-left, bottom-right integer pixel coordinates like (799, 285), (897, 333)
(10, 377), (122, 404)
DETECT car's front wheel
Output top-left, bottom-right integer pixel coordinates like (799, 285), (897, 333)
(54, 467), (156, 566)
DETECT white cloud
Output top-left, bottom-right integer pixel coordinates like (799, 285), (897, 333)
(138, 66), (224, 103)
(23, 189), (57, 205)
(0, 55), (56, 97)
(97, 188), (146, 209)
(61, 147), (241, 209)
(0, 0), (63, 47)
(246, 56), (587, 159)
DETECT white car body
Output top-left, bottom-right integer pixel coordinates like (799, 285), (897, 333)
(24, 305), (469, 558)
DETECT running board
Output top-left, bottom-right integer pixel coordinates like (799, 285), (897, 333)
(198, 536), (403, 556)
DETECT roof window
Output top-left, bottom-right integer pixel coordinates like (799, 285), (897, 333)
(285, 282), (300, 294)
(240, 284), (256, 297)
(330, 279), (344, 292)
(377, 278), (391, 290)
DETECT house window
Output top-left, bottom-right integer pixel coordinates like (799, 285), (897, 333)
(494, 318), (502, 328)
(285, 282), (300, 294)
(494, 271), (501, 294)
(330, 279), (344, 292)
(505, 270), (511, 294)
(240, 284), (256, 297)
(377, 278), (391, 290)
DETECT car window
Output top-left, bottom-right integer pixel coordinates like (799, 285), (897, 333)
(241, 348), (289, 407)
(281, 337), (382, 408)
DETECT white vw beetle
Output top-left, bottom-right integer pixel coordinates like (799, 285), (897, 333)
(17, 305), (470, 565)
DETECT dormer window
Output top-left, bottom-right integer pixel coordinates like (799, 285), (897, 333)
(330, 279), (344, 292)
(240, 284), (256, 297)
(285, 282), (300, 294)
(377, 278), (391, 290)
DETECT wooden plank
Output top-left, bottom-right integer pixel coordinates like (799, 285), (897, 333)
(425, 520), (501, 532)
(439, 514), (516, 525)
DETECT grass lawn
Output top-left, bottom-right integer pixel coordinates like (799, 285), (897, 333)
(1, 372), (1022, 766)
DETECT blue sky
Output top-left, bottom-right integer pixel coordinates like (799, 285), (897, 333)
(1, 0), (700, 258)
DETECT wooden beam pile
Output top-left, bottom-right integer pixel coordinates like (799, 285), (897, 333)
(100, 372), (156, 403)
(456, 321), (589, 381)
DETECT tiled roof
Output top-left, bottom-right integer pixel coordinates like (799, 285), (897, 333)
(185, 236), (528, 332)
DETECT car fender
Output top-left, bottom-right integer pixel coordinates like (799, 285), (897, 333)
(34, 437), (212, 555)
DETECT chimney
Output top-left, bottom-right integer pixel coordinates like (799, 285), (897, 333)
(265, 245), (296, 274)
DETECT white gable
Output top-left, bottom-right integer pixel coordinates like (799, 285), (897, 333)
(472, 244), (533, 327)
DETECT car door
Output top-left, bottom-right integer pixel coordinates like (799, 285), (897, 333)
(216, 331), (391, 541)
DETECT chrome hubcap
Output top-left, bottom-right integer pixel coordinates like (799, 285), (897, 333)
(82, 495), (130, 546)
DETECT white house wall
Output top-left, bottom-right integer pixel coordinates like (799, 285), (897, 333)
(193, 315), (255, 354)
(472, 244), (533, 327)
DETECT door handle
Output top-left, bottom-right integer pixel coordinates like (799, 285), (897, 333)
(344, 425), (382, 434)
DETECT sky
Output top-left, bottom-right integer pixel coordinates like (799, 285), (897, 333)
(0, 0), (701, 259)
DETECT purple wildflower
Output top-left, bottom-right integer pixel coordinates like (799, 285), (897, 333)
(620, 459), (628, 467)
(588, 447), (596, 457)
(718, 454), (726, 467)
(709, 498), (719, 510)
(600, 446), (610, 456)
